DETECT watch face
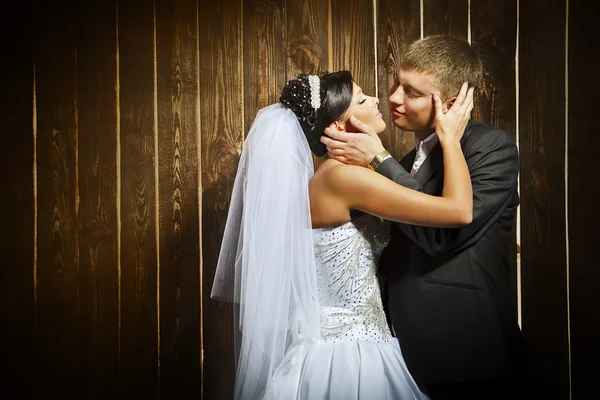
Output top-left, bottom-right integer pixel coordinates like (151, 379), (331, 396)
(369, 150), (390, 170)
(369, 151), (390, 170)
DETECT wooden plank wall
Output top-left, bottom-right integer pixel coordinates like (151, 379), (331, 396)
(470, 0), (519, 309)
(77, 0), (120, 396)
(567, 0), (600, 397)
(0, 2), (35, 396)
(285, 0), (329, 169)
(118, 0), (159, 396)
(200, 1), (242, 398)
(1, 0), (597, 399)
(34, 1), (82, 395)
(519, 0), (569, 398)
(156, 0), (201, 398)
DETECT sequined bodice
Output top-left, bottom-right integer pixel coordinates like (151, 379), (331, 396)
(312, 214), (392, 343)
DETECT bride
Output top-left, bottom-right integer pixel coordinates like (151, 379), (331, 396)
(211, 71), (474, 399)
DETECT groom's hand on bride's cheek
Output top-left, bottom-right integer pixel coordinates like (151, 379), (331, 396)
(321, 117), (385, 167)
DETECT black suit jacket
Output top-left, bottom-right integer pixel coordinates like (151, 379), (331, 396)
(377, 121), (524, 386)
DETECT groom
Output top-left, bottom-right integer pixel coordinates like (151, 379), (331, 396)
(321, 35), (526, 399)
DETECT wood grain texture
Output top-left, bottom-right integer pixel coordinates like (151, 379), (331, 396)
(470, 0), (518, 313)
(568, 1), (600, 396)
(330, 0), (376, 98)
(470, 0), (516, 133)
(33, 1), (83, 395)
(376, 0), (421, 160)
(329, 0), (377, 167)
(329, 0), (376, 168)
(76, 0), (120, 396)
(118, 0), (159, 396)
(422, 0), (468, 38)
(1, 2), (591, 398)
(0, 3), (34, 394)
(155, 0), (201, 397)
(285, 0), (329, 78)
(285, 0), (329, 168)
(519, 0), (569, 396)
(199, 1), (243, 398)
(243, 0), (286, 136)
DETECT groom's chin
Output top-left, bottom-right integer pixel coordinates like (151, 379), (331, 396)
(392, 119), (409, 130)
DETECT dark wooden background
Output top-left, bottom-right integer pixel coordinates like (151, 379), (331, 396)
(1, 0), (597, 399)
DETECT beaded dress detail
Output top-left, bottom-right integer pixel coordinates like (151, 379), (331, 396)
(313, 214), (392, 343)
(263, 214), (428, 400)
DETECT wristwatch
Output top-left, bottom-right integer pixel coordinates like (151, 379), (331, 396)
(368, 150), (391, 170)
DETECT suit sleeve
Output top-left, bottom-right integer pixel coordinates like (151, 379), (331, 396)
(376, 156), (423, 191)
(377, 129), (519, 256)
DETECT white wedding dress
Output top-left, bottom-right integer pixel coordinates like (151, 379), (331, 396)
(263, 214), (428, 399)
(211, 105), (427, 399)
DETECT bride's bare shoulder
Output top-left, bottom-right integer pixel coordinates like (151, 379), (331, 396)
(309, 159), (354, 226)
(313, 159), (370, 187)
(314, 158), (344, 173)
(314, 159), (363, 178)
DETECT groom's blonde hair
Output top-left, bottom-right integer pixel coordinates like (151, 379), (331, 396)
(401, 35), (483, 100)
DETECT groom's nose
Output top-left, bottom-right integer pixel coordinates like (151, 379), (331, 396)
(389, 86), (404, 105)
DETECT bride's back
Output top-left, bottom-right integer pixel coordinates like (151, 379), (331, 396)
(312, 213), (392, 342)
(309, 158), (354, 228)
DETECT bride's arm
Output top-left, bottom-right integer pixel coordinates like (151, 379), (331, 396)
(315, 85), (474, 228)
(433, 84), (474, 222)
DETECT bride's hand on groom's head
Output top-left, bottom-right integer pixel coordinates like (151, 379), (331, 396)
(321, 117), (386, 167)
(434, 82), (474, 145)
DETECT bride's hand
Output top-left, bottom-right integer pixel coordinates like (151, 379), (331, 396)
(434, 82), (475, 146)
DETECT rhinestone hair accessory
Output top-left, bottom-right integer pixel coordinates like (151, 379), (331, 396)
(279, 73), (329, 156)
(308, 75), (321, 110)
(279, 75), (320, 129)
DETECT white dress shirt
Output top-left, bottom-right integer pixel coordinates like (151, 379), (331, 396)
(411, 132), (439, 175)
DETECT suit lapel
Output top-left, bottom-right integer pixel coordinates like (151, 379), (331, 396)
(399, 141), (442, 186)
(400, 121), (475, 186)
(411, 120), (476, 185)
(414, 142), (443, 186)
(400, 148), (416, 172)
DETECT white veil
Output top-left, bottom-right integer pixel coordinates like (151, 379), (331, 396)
(211, 104), (321, 399)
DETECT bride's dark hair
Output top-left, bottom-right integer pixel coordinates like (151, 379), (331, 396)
(280, 71), (353, 156)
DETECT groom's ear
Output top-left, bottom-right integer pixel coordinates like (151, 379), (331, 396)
(442, 96), (457, 113)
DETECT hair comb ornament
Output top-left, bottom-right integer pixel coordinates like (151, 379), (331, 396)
(308, 75), (321, 110)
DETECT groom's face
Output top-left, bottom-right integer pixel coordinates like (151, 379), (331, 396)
(388, 68), (442, 134)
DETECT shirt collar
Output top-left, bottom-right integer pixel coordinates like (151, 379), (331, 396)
(416, 132), (439, 155)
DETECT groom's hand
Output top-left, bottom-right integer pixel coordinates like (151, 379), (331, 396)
(321, 116), (386, 167)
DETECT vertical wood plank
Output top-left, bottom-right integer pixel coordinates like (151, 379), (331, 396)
(199, 1), (243, 398)
(376, 0), (421, 160)
(329, 0), (376, 170)
(330, 0), (376, 108)
(243, 0), (286, 136)
(519, 0), (569, 397)
(155, 0), (201, 397)
(285, 0), (329, 168)
(285, 0), (329, 78)
(76, 0), (120, 396)
(0, 3), (34, 394)
(33, 1), (83, 395)
(423, 0), (468, 38)
(470, 0), (517, 132)
(118, 0), (159, 396)
(470, 0), (519, 313)
(568, 1), (600, 397)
